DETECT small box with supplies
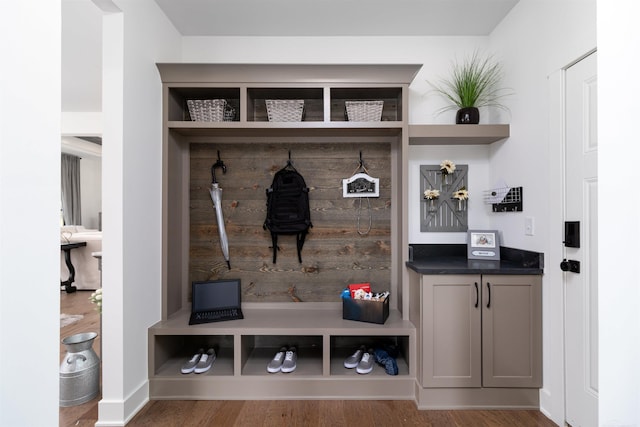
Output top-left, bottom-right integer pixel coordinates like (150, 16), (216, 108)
(341, 283), (389, 324)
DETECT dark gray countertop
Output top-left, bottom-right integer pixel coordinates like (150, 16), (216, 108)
(406, 244), (544, 275)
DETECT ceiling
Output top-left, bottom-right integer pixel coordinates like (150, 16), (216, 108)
(153, 0), (520, 37)
(62, 0), (519, 114)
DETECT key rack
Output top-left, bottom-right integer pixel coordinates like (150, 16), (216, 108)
(484, 186), (523, 212)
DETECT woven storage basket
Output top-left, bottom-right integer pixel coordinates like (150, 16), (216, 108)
(187, 99), (235, 122)
(265, 99), (305, 122)
(345, 100), (384, 122)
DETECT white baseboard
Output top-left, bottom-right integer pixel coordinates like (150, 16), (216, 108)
(539, 387), (564, 426)
(95, 380), (149, 427)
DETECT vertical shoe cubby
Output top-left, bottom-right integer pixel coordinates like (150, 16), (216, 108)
(330, 335), (411, 376)
(240, 334), (323, 376)
(151, 334), (234, 377)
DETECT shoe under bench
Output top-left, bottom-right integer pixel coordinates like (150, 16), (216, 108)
(148, 303), (416, 400)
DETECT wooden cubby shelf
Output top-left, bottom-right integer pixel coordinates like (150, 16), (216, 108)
(152, 63), (512, 402)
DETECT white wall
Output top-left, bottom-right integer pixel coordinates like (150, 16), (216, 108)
(598, 1), (640, 425)
(98, 0), (181, 425)
(408, 145), (493, 243)
(0, 1), (61, 426)
(488, 0), (596, 424)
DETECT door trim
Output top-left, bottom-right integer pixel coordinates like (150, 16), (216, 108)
(543, 47), (597, 426)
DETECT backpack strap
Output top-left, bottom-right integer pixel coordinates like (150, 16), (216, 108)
(271, 232), (278, 263)
(296, 231), (307, 263)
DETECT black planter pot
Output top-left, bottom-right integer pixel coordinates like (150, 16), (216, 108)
(456, 107), (480, 124)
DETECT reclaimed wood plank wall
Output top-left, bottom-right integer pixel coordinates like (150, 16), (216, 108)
(189, 142), (391, 302)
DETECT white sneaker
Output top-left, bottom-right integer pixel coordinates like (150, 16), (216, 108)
(356, 349), (374, 374)
(344, 345), (366, 369)
(267, 346), (288, 373)
(280, 346), (297, 373)
(181, 348), (204, 374)
(194, 348), (216, 374)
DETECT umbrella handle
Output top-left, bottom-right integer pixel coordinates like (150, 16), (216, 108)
(211, 150), (227, 183)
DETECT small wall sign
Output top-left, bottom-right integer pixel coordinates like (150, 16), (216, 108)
(342, 173), (379, 198)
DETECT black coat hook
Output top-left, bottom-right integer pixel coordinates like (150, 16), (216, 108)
(285, 149), (295, 169)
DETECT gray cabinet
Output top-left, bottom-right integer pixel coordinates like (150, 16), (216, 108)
(481, 274), (542, 388)
(419, 274), (542, 389)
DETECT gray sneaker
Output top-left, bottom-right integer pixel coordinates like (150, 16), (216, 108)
(344, 345), (366, 369)
(280, 346), (297, 373)
(356, 349), (374, 374)
(194, 348), (216, 374)
(181, 348), (204, 374)
(267, 346), (288, 373)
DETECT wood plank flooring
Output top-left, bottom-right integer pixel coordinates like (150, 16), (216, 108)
(59, 291), (559, 427)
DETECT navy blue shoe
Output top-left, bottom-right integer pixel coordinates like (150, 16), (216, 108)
(374, 347), (398, 375)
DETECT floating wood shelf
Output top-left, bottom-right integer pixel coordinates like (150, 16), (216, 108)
(409, 124), (510, 145)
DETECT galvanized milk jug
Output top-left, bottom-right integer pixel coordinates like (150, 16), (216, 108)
(59, 332), (100, 407)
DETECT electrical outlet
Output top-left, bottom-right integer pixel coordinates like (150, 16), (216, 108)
(525, 217), (535, 236)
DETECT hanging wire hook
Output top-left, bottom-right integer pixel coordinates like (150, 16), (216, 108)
(352, 151), (372, 235)
(356, 197), (372, 236)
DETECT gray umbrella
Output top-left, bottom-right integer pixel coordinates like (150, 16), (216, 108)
(209, 152), (230, 269)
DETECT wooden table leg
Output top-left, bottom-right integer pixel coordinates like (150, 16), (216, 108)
(61, 247), (77, 293)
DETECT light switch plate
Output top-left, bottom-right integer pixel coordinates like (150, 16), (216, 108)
(525, 217), (535, 236)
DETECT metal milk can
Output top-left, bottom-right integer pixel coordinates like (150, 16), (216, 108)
(59, 332), (100, 407)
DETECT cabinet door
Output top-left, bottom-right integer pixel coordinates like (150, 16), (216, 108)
(422, 275), (482, 387)
(482, 275), (542, 388)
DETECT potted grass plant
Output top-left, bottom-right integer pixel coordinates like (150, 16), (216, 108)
(429, 51), (512, 124)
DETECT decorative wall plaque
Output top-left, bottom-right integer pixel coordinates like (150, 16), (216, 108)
(420, 164), (468, 232)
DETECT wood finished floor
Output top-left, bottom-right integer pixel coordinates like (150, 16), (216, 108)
(59, 291), (559, 427)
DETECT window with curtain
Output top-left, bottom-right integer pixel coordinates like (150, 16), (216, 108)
(61, 153), (82, 225)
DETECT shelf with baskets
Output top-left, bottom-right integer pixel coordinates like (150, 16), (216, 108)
(247, 87), (323, 122)
(168, 87), (241, 122)
(166, 85), (406, 126)
(331, 87), (403, 122)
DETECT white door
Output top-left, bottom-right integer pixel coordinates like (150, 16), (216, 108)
(564, 52), (598, 427)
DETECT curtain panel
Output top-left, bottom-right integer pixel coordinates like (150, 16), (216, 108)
(61, 153), (82, 225)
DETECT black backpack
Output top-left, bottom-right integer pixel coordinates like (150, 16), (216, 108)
(264, 163), (312, 263)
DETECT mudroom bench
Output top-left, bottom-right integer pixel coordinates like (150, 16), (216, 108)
(148, 303), (416, 399)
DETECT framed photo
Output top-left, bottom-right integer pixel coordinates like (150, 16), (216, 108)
(467, 230), (501, 260)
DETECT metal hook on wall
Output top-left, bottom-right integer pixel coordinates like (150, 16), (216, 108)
(284, 149), (297, 170)
(354, 150), (370, 175)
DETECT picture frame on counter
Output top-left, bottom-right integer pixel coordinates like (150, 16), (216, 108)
(467, 229), (501, 260)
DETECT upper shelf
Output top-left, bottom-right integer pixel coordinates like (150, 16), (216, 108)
(408, 124), (510, 145)
(157, 63), (422, 85)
